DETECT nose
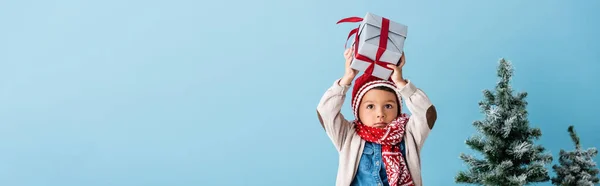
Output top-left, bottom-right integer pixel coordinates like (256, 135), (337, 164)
(376, 108), (385, 119)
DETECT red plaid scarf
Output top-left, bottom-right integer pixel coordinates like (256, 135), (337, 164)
(355, 114), (414, 186)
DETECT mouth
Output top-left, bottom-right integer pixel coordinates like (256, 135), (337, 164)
(373, 122), (388, 128)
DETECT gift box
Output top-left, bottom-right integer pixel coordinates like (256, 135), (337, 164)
(338, 12), (408, 80)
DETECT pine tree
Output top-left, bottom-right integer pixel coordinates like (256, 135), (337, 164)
(455, 58), (553, 185)
(551, 125), (599, 186)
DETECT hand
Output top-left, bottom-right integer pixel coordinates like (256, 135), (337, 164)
(387, 52), (407, 86)
(340, 47), (358, 86)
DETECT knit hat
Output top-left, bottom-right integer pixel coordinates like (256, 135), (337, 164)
(351, 72), (403, 121)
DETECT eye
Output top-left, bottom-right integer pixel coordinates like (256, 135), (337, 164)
(385, 104), (394, 109)
(366, 104), (374, 109)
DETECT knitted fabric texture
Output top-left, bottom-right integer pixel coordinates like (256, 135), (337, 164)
(350, 72), (403, 121)
(355, 115), (414, 186)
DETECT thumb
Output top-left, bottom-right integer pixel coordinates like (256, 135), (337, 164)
(387, 64), (399, 71)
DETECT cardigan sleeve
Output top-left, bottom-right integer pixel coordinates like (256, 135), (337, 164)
(397, 79), (437, 150)
(316, 78), (354, 152)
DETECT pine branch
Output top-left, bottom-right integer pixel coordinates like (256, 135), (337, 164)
(568, 125), (581, 150)
(508, 141), (532, 159)
(456, 171), (478, 184)
(466, 135), (486, 152)
(528, 128), (542, 140)
(459, 153), (489, 171)
(551, 126), (600, 185)
(483, 89), (495, 104)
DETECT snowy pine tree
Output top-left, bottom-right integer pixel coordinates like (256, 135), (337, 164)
(455, 58), (553, 185)
(551, 125), (599, 186)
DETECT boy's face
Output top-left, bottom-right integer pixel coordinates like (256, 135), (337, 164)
(358, 89), (399, 128)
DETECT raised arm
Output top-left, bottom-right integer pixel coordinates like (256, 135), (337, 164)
(397, 80), (437, 148)
(316, 79), (354, 152)
(386, 53), (438, 149)
(316, 48), (358, 152)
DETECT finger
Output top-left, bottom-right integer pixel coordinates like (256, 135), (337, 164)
(386, 64), (400, 71)
(346, 50), (355, 59)
(344, 49), (352, 58)
(345, 51), (353, 65)
(399, 52), (406, 67)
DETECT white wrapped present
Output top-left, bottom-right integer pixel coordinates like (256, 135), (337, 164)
(338, 12), (408, 80)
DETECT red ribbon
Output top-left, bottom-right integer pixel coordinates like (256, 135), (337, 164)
(337, 16), (393, 77)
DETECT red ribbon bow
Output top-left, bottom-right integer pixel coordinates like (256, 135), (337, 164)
(337, 16), (394, 77)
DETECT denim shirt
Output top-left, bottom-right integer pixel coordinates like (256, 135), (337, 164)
(351, 141), (407, 186)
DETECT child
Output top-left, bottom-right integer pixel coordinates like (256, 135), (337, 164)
(316, 48), (437, 186)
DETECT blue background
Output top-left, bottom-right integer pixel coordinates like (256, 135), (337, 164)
(1, 0), (598, 185)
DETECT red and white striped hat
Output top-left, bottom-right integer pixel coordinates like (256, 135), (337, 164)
(351, 72), (403, 121)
